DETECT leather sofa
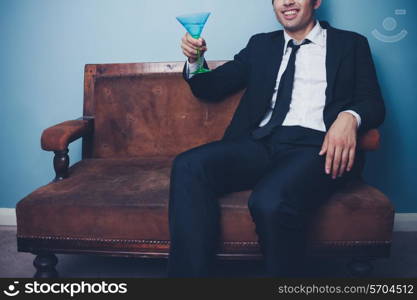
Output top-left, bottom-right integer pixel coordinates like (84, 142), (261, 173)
(16, 61), (395, 278)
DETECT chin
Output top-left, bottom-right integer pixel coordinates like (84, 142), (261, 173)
(280, 18), (310, 32)
(281, 21), (303, 32)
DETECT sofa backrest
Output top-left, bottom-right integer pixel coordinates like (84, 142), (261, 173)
(84, 62), (243, 159)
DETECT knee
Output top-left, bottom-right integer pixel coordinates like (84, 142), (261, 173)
(248, 194), (279, 221)
(248, 195), (306, 231)
(171, 151), (204, 177)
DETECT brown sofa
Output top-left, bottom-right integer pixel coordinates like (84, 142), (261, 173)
(16, 61), (395, 278)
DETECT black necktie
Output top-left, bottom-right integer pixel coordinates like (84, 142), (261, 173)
(251, 39), (312, 139)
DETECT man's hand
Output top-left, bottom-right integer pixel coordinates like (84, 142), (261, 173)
(181, 33), (207, 63)
(319, 112), (358, 179)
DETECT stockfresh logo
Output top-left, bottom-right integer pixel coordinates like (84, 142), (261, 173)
(3, 281), (20, 297)
(3, 280), (128, 297)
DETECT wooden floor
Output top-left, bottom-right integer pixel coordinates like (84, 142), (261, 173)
(1, 226), (416, 278)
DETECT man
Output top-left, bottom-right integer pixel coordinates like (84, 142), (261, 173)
(167, 0), (385, 277)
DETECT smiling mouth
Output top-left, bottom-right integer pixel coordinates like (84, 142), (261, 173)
(282, 9), (299, 20)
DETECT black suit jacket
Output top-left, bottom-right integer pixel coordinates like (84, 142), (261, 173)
(182, 20), (385, 143)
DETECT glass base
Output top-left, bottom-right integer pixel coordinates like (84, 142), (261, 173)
(191, 68), (211, 75)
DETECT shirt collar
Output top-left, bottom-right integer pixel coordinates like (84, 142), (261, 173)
(283, 19), (326, 54)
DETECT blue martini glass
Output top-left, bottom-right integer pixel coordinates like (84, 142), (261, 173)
(176, 12), (211, 74)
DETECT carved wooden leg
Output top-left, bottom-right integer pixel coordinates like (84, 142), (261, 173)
(33, 253), (59, 278)
(347, 257), (373, 278)
(53, 149), (69, 182)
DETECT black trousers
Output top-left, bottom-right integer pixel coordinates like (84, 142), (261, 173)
(167, 125), (361, 277)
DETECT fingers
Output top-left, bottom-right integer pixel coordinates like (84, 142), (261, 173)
(347, 147), (356, 172)
(325, 140), (358, 179)
(338, 137), (356, 177)
(325, 143), (334, 176)
(185, 32), (205, 47)
(181, 33), (208, 61)
(181, 42), (199, 59)
(322, 114), (359, 178)
(338, 147), (349, 177)
(331, 146), (342, 179)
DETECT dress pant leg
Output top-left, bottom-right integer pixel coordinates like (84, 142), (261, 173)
(248, 143), (348, 277)
(167, 135), (272, 277)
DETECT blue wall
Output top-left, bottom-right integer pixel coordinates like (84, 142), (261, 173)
(0, 0), (416, 212)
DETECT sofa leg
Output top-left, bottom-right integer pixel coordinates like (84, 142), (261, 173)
(53, 149), (69, 182)
(33, 253), (59, 278)
(347, 257), (373, 278)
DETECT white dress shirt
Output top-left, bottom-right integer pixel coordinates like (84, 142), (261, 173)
(186, 21), (361, 131)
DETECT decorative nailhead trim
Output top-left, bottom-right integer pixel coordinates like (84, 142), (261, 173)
(17, 235), (390, 247)
(18, 235), (169, 244)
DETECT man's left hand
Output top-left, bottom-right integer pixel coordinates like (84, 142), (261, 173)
(319, 112), (358, 179)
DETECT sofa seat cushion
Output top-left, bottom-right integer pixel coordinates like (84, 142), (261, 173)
(16, 157), (394, 245)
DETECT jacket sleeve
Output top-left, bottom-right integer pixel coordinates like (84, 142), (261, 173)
(345, 35), (386, 132)
(182, 35), (255, 102)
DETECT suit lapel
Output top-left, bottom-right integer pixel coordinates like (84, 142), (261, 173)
(322, 21), (345, 106)
(260, 31), (285, 116)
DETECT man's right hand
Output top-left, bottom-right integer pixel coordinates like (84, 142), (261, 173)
(181, 33), (207, 63)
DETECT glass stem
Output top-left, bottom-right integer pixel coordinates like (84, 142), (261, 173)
(196, 47), (201, 70)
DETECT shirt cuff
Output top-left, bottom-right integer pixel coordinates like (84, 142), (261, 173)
(341, 110), (361, 128)
(185, 57), (204, 79)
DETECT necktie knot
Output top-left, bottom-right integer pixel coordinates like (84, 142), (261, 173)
(288, 39), (311, 52)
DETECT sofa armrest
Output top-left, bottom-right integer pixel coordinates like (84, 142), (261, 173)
(41, 116), (94, 182)
(358, 129), (380, 151)
(41, 116), (94, 151)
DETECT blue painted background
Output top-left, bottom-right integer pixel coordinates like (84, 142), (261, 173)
(0, 0), (416, 212)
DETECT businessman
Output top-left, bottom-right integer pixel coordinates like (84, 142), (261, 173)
(167, 0), (385, 277)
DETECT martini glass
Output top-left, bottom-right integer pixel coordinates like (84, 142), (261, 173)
(176, 12), (211, 74)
